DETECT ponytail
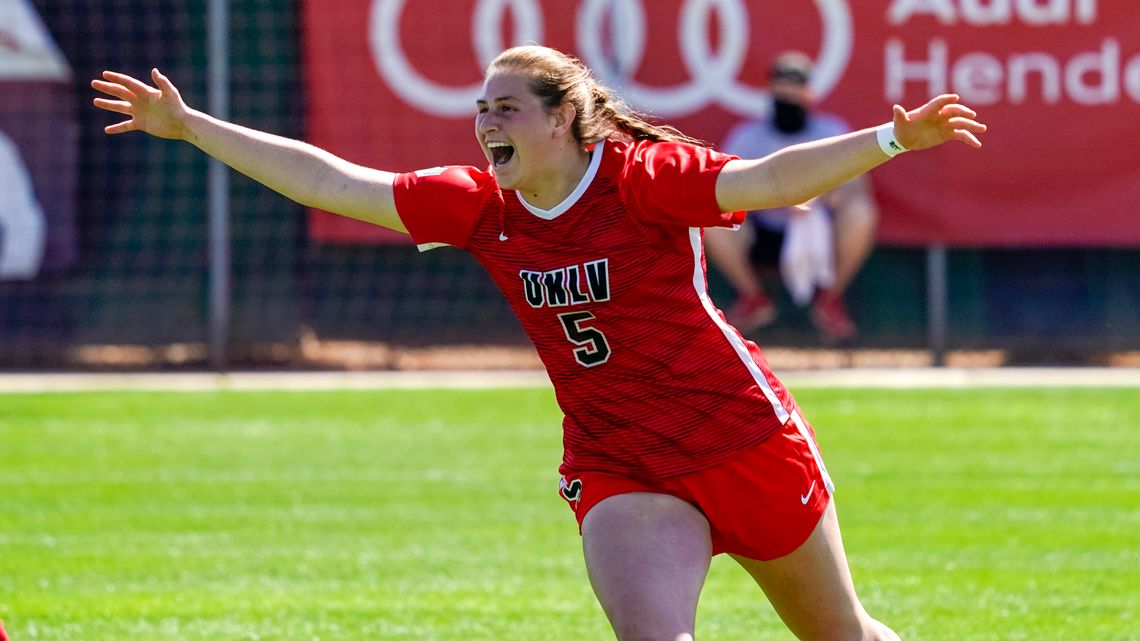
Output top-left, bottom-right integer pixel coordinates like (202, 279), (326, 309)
(488, 46), (707, 147)
(587, 83), (706, 145)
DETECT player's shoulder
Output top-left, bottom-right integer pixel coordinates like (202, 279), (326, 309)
(613, 137), (722, 165)
(404, 164), (497, 190)
(395, 163), (504, 219)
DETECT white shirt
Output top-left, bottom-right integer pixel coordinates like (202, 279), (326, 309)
(720, 112), (850, 231)
(0, 130), (46, 279)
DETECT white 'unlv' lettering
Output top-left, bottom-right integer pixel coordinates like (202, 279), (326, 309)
(520, 259), (610, 308)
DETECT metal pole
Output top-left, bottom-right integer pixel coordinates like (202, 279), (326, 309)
(926, 244), (948, 367)
(207, 0), (230, 371)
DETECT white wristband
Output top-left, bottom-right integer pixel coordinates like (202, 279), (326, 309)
(875, 123), (909, 158)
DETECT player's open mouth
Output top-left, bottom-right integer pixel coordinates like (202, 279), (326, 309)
(488, 141), (515, 167)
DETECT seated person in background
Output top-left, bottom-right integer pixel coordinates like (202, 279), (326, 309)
(0, 128), (46, 280)
(704, 52), (880, 341)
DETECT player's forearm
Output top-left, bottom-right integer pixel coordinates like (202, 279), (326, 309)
(182, 109), (331, 205)
(718, 128), (890, 212)
(179, 109), (399, 226)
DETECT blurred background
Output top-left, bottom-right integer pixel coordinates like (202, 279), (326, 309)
(1, 0), (1138, 371)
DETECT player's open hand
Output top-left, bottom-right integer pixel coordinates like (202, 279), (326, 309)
(92, 68), (189, 140)
(892, 94), (987, 151)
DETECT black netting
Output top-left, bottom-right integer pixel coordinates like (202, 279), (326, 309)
(0, 1), (1137, 370)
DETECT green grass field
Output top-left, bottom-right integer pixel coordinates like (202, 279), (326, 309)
(1, 386), (1137, 640)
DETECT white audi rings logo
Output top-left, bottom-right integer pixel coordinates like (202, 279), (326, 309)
(370, 0), (853, 119)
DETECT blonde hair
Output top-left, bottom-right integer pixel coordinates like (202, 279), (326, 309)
(487, 45), (705, 146)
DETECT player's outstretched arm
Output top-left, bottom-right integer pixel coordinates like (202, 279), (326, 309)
(716, 94), (987, 213)
(92, 68), (406, 232)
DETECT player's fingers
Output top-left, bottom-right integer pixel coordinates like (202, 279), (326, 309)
(947, 117), (987, 134)
(151, 68), (177, 95)
(915, 94), (960, 121)
(91, 79), (137, 101)
(939, 104), (977, 119)
(912, 92), (957, 122)
(102, 70), (156, 97)
(93, 97), (133, 115)
(104, 121), (136, 135)
(953, 129), (983, 148)
(891, 104), (909, 128)
(928, 93), (961, 110)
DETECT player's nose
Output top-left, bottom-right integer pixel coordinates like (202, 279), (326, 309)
(477, 114), (500, 137)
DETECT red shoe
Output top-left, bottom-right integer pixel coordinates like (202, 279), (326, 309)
(727, 292), (777, 333)
(1, 618), (9, 641)
(811, 290), (857, 341)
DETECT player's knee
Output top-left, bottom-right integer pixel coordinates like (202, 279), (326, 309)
(612, 632), (694, 641)
(867, 618), (901, 641)
(610, 621), (694, 641)
(792, 614), (898, 641)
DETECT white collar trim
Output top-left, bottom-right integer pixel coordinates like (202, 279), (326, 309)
(515, 140), (605, 220)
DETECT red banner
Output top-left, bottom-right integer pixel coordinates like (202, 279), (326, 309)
(303, 0), (1140, 247)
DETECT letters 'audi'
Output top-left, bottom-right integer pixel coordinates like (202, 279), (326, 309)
(370, 0), (853, 118)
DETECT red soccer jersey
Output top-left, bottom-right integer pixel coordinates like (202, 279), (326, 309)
(394, 139), (798, 479)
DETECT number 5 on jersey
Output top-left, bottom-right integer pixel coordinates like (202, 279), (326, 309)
(557, 311), (611, 367)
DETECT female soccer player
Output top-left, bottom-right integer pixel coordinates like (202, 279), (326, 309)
(93, 45), (985, 641)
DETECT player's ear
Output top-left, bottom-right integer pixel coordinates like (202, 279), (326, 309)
(551, 102), (577, 139)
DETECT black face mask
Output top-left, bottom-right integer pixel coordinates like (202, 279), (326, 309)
(772, 97), (808, 133)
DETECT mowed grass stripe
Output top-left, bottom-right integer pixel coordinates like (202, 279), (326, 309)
(1, 388), (1136, 640)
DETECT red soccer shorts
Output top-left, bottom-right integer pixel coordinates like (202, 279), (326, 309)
(559, 410), (835, 561)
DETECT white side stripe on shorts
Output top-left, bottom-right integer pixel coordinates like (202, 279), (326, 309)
(791, 409), (835, 495)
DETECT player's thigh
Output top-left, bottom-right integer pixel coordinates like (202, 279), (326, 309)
(581, 492), (713, 641)
(730, 499), (881, 641)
